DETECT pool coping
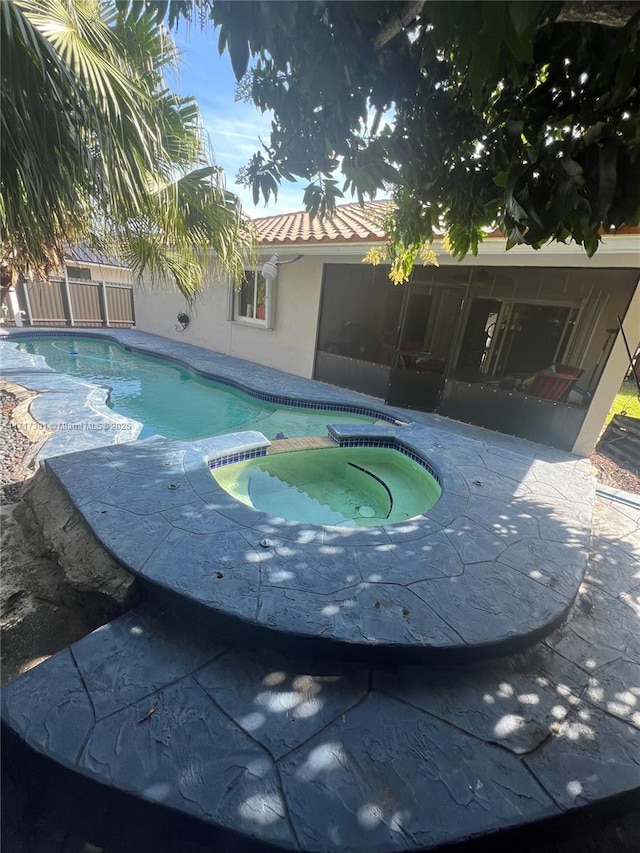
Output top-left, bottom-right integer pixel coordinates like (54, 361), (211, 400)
(2, 328), (597, 663)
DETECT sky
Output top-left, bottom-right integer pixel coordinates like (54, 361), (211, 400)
(171, 25), (306, 219)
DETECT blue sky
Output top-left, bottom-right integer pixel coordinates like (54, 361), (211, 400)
(171, 26), (306, 218)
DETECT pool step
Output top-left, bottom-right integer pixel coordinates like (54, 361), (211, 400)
(247, 467), (352, 527)
(267, 436), (337, 454)
(7, 599), (640, 853)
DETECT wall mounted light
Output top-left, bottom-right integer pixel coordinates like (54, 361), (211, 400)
(261, 254), (280, 283)
(176, 312), (190, 332)
(261, 253), (303, 283)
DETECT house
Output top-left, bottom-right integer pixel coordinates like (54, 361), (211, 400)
(133, 201), (640, 455)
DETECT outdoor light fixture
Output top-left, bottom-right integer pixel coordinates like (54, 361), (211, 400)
(176, 312), (190, 332)
(261, 253), (303, 283)
(261, 254), (280, 282)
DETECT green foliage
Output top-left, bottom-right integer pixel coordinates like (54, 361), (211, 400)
(605, 381), (640, 426)
(162, 0), (640, 273)
(303, 180), (344, 220)
(1, 0), (252, 299)
(236, 150), (294, 206)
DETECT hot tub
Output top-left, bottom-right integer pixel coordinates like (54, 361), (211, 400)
(210, 446), (441, 527)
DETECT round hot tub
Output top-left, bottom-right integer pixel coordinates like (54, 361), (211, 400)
(210, 446), (441, 527)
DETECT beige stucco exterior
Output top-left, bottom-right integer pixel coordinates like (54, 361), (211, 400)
(134, 256), (324, 378)
(81, 263), (132, 286)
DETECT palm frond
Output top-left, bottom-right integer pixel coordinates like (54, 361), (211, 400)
(121, 166), (253, 301)
(1, 0), (252, 292)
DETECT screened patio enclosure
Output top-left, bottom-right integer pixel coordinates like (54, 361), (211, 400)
(314, 264), (637, 450)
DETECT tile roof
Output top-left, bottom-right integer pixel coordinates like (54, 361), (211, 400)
(253, 200), (391, 246)
(253, 201), (640, 249)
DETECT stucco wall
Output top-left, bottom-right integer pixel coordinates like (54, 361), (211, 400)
(83, 264), (132, 286)
(133, 256), (324, 378)
(133, 279), (230, 352)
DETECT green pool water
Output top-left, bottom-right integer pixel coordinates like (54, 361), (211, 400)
(211, 447), (441, 527)
(16, 337), (380, 440)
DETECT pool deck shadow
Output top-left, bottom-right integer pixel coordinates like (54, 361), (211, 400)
(1, 328), (639, 852)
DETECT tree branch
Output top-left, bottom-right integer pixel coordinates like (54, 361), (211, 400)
(556, 1), (640, 28)
(372, 0), (426, 50)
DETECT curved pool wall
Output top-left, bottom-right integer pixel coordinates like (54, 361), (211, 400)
(211, 445), (442, 528)
(1, 327), (595, 662)
(31, 424), (593, 664)
(8, 330), (401, 443)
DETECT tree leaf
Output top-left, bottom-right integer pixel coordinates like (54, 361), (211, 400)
(509, 0), (541, 36)
(598, 138), (618, 219)
(228, 34), (250, 80)
(468, 33), (498, 110)
(155, 0), (640, 269)
(584, 233), (600, 257)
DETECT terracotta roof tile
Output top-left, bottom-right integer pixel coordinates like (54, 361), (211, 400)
(253, 200), (640, 248)
(253, 200), (390, 246)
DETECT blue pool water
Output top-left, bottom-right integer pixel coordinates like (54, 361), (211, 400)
(16, 337), (380, 440)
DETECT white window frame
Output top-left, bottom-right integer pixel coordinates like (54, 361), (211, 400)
(230, 268), (274, 329)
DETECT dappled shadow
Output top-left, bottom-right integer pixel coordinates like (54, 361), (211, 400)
(2, 490), (639, 851)
(3, 330), (640, 851)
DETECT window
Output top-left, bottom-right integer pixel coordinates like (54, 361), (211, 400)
(66, 265), (92, 281)
(231, 269), (274, 328)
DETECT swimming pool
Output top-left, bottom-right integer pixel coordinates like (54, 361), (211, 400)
(211, 446), (442, 527)
(16, 337), (383, 440)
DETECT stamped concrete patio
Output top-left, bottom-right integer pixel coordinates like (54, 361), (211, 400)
(1, 329), (638, 852)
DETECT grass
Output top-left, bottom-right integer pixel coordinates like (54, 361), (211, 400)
(604, 378), (640, 426)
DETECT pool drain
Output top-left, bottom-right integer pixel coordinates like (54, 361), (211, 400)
(357, 505), (376, 518)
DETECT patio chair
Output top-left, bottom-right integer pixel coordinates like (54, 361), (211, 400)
(522, 364), (584, 402)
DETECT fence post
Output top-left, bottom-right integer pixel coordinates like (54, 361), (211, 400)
(99, 281), (110, 327)
(19, 282), (33, 325)
(61, 268), (75, 326)
(129, 284), (136, 327)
